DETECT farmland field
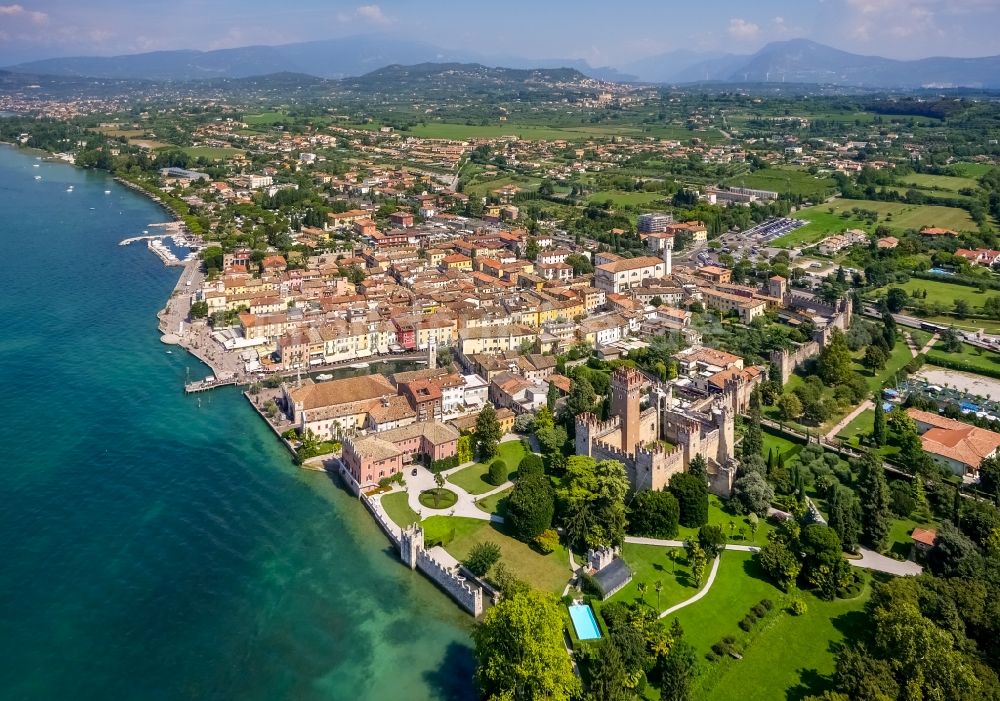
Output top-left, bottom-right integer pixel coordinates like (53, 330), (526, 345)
(773, 208), (867, 247)
(897, 173), (978, 193)
(587, 190), (668, 207)
(788, 198), (978, 240)
(723, 167), (836, 199)
(182, 146), (246, 160)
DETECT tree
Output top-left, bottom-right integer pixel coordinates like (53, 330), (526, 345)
(463, 541), (502, 577)
(546, 381), (558, 412)
(927, 521), (983, 578)
(585, 640), (630, 701)
(777, 392), (803, 422)
(189, 300), (209, 318)
(688, 453), (708, 482)
(627, 490), (680, 538)
(487, 460), (507, 486)
(862, 344), (888, 372)
(954, 298), (971, 319)
(525, 236), (540, 261)
(637, 581), (648, 606)
(872, 395), (887, 447)
(517, 453), (544, 479)
(817, 328), (854, 386)
(857, 450), (891, 551)
(669, 472), (709, 528)
(742, 413), (763, 460)
(558, 457), (630, 550)
(828, 486), (862, 553)
(885, 287), (909, 313)
(757, 540), (800, 591)
(507, 473), (556, 541)
(698, 524), (726, 557)
(563, 376), (597, 424)
(748, 512), (759, 542)
(686, 541), (707, 587)
(475, 404), (502, 460)
(659, 639), (697, 701)
(473, 591), (581, 701)
(654, 580), (663, 609)
(732, 471), (774, 517)
(979, 455), (1000, 502)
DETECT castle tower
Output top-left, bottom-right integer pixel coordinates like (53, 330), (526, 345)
(662, 235), (674, 277)
(400, 524), (424, 570)
(610, 368), (644, 453)
(714, 404), (735, 465)
(428, 334), (437, 370)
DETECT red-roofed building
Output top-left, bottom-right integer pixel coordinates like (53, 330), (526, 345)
(907, 408), (1000, 476)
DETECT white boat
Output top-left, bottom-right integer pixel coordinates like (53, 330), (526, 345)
(66, 186), (73, 192)
(315, 373), (334, 381)
(32, 164), (39, 168)
(33, 175), (41, 180)
(104, 190), (111, 194)
(350, 362), (370, 369)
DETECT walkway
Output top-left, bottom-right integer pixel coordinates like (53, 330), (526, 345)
(624, 535), (918, 576)
(659, 555), (721, 618)
(825, 400), (872, 441)
(404, 463), (505, 523)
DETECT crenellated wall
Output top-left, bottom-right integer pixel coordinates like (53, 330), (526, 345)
(400, 524), (483, 616)
(770, 340), (820, 385)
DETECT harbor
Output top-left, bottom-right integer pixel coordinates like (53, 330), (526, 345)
(119, 222), (202, 267)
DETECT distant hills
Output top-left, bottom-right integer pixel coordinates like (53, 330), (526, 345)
(5, 36), (1000, 89)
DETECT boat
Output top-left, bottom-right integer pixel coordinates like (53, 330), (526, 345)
(315, 373), (333, 381)
(32, 164), (39, 168)
(33, 175), (41, 180)
(66, 186), (73, 192)
(104, 190), (111, 194)
(350, 362), (370, 369)
(166, 350), (172, 354)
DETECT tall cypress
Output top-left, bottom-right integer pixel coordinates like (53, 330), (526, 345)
(872, 394), (886, 447)
(857, 450), (891, 551)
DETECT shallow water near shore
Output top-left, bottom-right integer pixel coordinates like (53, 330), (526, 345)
(0, 145), (475, 701)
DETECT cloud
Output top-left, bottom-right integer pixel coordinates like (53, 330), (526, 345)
(0, 4), (47, 24)
(338, 4), (393, 25)
(727, 18), (760, 39)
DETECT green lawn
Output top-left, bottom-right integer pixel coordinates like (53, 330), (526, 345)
(446, 440), (528, 495)
(676, 496), (773, 546)
(418, 488), (458, 510)
(701, 584), (873, 701)
(475, 487), (511, 516)
(856, 338), (914, 393)
(951, 162), (994, 178)
(805, 198), (978, 233)
(761, 426), (804, 463)
(877, 278), (997, 308)
(926, 341), (1000, 377)
(244, 111), (287, 125)
(599, 544), (693, 612)
(381, 491), (419, 528)
(587, 190), (668, 207)
(422, 516), (570, 594)
(669, 552), (780, 656)
(182, 146), (245, 160)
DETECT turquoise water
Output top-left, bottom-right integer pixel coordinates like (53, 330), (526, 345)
(568, 604), (601, 640)
(0, 145), (475, 700)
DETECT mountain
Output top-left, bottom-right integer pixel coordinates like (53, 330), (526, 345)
(669, 39), (1000, 88)
(621, 49), (739, 83)
(3, 35), (632, 83)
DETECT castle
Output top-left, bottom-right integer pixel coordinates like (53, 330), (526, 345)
(576, 367), (739, 496)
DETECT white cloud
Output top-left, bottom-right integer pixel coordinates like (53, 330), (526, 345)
(349, 4), (392, 25)
(727, 18), (760, 39)
(0, 4), (47, 24)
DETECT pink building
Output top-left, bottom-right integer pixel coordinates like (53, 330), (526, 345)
(341, 421), (459, 493)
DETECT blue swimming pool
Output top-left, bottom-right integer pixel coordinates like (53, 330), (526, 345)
(568, 604), (602, 640)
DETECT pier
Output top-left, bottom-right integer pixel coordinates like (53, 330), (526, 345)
(185, 377), (239, 393)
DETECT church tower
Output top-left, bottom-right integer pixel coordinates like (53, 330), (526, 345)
(428, 334), (437, 370)
(610, 368), (644, 453)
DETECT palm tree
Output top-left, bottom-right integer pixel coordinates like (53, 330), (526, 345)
(654, 580), (663, 610)
(637, 582), (648, 607)
(668, 549), (678, 574)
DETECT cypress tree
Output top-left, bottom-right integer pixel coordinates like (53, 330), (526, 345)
(872, 395), (886, 447)
(857, 450), (891, 551)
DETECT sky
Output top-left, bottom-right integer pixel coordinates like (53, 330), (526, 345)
(1, 0), (999, 66)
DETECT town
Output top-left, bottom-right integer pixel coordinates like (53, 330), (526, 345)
(7, 68), (1000, 701)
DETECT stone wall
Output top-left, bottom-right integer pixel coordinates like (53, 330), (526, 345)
(401, 524), (483, 617)
(770, 340), (820, 385)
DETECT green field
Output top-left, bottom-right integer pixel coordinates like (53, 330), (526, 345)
(898, 173), (978, 193)
(761, 426), (804, 462)
(675, 495), (773, 545)
(724, 167), (836, 199)
(422, 516), (570, 593)
(951, 162), (994, 178)
(774, 208), (867, 247)
(699, 583), (872, 701)
(345, 120), (724, 143)
(381, 491), (419, 528)
(475, 487), (511, 516)
(244, 111), (287, 125)
(926, 341), (1000, 376)
(587, 190), (668, 207)
(802, 198), (978, 233)
(182, 146), (245, 160)
(462, 174), (540, 199)
(878, 278), (996, 308)
(446, 440), (528, 495)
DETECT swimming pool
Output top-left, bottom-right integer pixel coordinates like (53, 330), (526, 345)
(568, 604), (602, 640)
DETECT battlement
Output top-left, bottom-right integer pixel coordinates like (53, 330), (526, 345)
(636, 440), (683, 458)
(593, 438), (633, 462)
(576, 413), (621, 437)
(611, 366), (645, 390)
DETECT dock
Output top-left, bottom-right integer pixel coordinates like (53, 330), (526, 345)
(185, 377), (239, 393)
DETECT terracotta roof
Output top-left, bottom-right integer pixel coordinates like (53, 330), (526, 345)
(288, 374), (395, 411)
(907, 408), (1000, 470)
(596, 256), (664, 274)
(911, 527), (937, 546)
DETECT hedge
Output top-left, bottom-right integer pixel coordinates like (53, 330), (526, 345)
(924, 352), (1000, 381)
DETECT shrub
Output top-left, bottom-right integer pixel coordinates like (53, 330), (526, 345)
(752, 603), (768, 617)
(463, 541), (502, 577)
(738, 617), (753, 632)
(790, 598), (808, 616)
(517, 453), (544, 478)
(534, 528), (560, 554)
(760, 599), (774, 611)
(487, 459), (507, 486)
